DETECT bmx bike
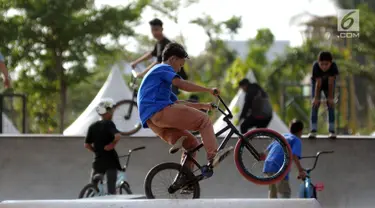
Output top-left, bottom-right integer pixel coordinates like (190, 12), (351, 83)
(78, 146), (146, 198)
(298, 151), (334, 199)
(112, 69), (142, 136)
(143, 92), (293, 199)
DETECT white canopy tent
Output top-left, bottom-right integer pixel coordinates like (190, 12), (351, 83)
(2, 113), (20, 134)
(63, 67), (155, 137)
(213, 70), (289, 136)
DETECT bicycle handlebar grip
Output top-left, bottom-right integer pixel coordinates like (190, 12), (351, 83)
(213, 89), (219, 95)
(131, 69), (138, 78)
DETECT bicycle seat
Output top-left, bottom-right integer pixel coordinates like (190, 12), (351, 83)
(92, 174), (104, 183)
(169, 136), (187, 154)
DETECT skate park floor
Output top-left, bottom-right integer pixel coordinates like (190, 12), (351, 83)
(0, 135), (374, 208)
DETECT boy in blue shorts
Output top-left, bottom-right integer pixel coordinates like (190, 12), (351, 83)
(262, 119), (306, 198)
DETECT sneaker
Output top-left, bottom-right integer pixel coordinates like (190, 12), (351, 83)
(328, 132), (336, 139)
(209, 146), (234, 168)
(308, 131), (317, 139)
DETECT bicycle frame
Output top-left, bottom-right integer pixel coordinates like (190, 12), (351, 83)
(179, 95), (262, 182)
(124, 73), (139, 120)
(95, 146), (145, 195)
(299, 151), (333, 198)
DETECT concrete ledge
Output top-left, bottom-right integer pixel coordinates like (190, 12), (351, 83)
(81, 194), (146, 200)
(0, 199), (321, 208)
(0, 134), (374, 140)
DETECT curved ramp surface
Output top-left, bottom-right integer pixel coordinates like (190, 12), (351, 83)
(0, 199), (321, 208)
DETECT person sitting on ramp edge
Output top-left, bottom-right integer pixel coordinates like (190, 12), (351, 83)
(84, 98), (122, 195)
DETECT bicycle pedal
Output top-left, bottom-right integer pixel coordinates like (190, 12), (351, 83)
(201, 165), (213, 178)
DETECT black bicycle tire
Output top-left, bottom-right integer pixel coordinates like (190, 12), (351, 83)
(113, 99), (142, 136)
(234, 128), (293, 185)
(144, 162), (200, 199)
(119, 181), (133, 194)
(78, 183), (99, 198)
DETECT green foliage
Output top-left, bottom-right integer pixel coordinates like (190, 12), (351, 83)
(0, 0), (148, 133)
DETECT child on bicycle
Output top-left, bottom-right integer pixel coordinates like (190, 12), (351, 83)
(262, 119), (306, 198)
(137, 42), (233, 170)
(84, 98), (122, 195)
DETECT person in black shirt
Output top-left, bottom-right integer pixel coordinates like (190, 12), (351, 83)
(308, 51), (339, 139)
(238, 78), (273, 134)
(130, 18), (188, 95)
(84, 98), (122, 195)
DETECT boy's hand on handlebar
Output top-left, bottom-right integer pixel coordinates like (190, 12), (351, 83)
(200, 103), (213, 111)
(297, 170), (306, 180)
(130, 62), (137, 69)
(210, 88), (220, 96)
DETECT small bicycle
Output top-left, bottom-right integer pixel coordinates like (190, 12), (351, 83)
(143, 92), (293, 199)
(78, 146), (146, 198)
(112, 69), (142, 135)
(298, 151), (334, 199)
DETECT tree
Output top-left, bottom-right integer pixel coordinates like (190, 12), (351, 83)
(188, 15), (241, 99)
(0, 0), (149, 132)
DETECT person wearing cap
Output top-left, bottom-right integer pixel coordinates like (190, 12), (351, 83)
(137, 42), (234, 187)
(131, 18), (188, 95)
(84, 98), (122, 195)
(0, 52), (11, 88)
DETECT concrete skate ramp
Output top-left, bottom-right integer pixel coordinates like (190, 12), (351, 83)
(0, 199), (321, 208)
(0, 136), (374, 208)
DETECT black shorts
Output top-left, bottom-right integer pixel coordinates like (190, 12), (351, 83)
(240, 116), (272, 134)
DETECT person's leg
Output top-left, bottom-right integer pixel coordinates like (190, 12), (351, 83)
(147, 120), (199, 170)
(266, 173), (278, 198)
(310, 80), (319, 136)
(268, 184), (278, 198)
(106, 169), (117, 195)
(277, 179), (291, 198)
(149, 104), (219, 160)
(240, 117), (257, 134)
(323, 86), (336, 136)
(90, 169), (97, 184)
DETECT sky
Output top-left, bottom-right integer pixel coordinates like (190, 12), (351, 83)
(95, 0), (338, 56)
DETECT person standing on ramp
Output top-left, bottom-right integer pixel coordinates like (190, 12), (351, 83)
(84, 98), (122, 195)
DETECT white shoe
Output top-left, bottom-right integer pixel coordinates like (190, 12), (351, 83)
(169, 136), (187, 154)
(210, 146), (234, 168)
(308, 131), (317, 139)
(329, 132), (336, 139)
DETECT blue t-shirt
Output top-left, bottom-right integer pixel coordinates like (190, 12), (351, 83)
(137, 64), (180, 128)
(0, 52), (4, 62)
(263, 133), (302, 180)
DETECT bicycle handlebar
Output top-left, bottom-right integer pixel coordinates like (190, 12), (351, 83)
(118, 146), (146, 171)
(301, 150), (334, 172)
(210, 90), (233, 119)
